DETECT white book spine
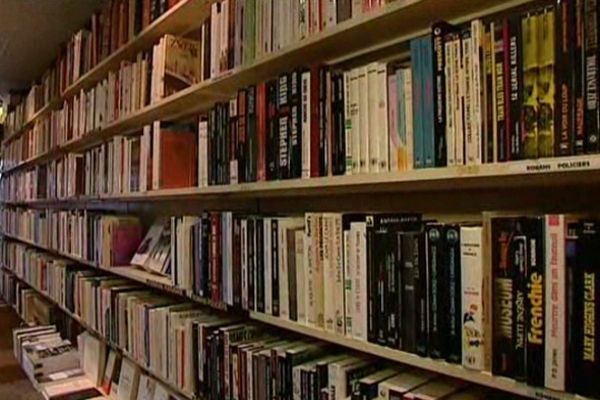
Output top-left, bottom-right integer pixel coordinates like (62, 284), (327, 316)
(367, 63), (379, 173)
(377, 63), (389, 172)
(264, 217), (273, 315)
(471, 20), (483, 165)
(241, 219), (248, 310)
(358, 67), (369, 173)
(344, 229), (353, 337)
(323, 215), (335, 333)
(462, 33), (474, 165)
(352, 222), (367, 341)
(301, 71), (311, 179)
(305, 213), (315, 326)
(460, 226), (484, 370)
(314, 214), (325, 328)
(387, 73), (399, 172)
(445, 40), (456, 167)
(198, 119), (209, 188)
(279, 220), (290, 319)
(544, 214), (566, 390)
(454, 37), (464, 165)
(332, 214), (345, 335)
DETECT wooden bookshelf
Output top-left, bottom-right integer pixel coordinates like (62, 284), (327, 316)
(3, 154), (600, 207)
(0, 266), (197, 400)
(0, 0), (533, 176)
(1, 98), (62, 147)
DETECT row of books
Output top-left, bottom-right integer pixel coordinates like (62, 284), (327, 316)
(1, 249), (520, 400)
(0, 208), (143, 268)
(0, 274), (56, 326)
(2, 0), (188, 139)
(3, 205), (599, 396)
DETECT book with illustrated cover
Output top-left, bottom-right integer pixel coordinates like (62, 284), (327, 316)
(538, 7), (556, 157)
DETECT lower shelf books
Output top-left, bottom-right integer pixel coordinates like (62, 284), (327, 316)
(1, 246), (526, 400)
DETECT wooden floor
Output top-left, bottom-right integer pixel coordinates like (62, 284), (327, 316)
(0, 304), (43, 400)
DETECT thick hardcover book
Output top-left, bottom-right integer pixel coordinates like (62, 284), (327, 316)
(538, 7), (556, 157)
(444, 225), (462, 364)
(524, 217), (545, 386)
(432, 22), (457, 167)
(574, 221), (600, 398)
(556, 0), (574, 156)
(426, 223), (448, 359)
(583, 0), (599, 153)
(490, 218), (518, 378)
(507, 15), (523, 160)
(493, 20), (508, 162)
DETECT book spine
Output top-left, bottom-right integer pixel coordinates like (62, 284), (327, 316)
(521, 13), (540, 159)
(366, 216), (378, 343)
(544, 215), (566, 391)
(310, 66), (321, 177)
(574, 222), (600, 397)
(493, 21), (508, 162)
(247, 86), (257, 182)
(508, 15), (523, 160)
(401, 232), (417, 353)
(525, 217), (545, 386)
(513, 225), (527, 382)
(584, 0), (599, 153)
(256, 217), (264, 312)
(332, 215), (345, 335)
(301, 71), (311, 178)
(290, 70), (302, 179)
(426, 224), (444, 358)
(343, 71), (353, 174)
(432, 23), (451, 167)
(344, 228), (353, 338)
(410, 38), (423, 169)
(538, 7), (556, 158)
(445, 225), (462, 363)
(556, 0), (574, 156)
(415, 230), (428, 357)
(565, 222), (578, 392)
(421, 37), (435, 168)
(574, 0), (585, 154)
(278, 74), (290, 180)
(271, 218), (279, 316)
(257, 83), (267, 181)
(461, 226), (484, 370)
(491, 219), (515, 378)
(267, 81), (279, 180)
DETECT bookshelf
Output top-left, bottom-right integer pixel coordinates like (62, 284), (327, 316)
(1, 0), (214, 149)
(1, 0), (598, 399)
(0, 0), (532, 175)
(0, 266), (197, 400)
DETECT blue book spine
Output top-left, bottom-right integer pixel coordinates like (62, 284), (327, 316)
(421, 36), (435, 168)
(410, 38), (424, 168)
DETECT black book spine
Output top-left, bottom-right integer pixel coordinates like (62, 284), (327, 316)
(525, 217), (545, 387)
(366, 216), (379, 344)
(208, 108), (216, 186)
(278, 74), (290, 180)
(247, 86), (257, 182)
(427, 224), (447, 359)
(256, 217), (264, 312)
(223, 103), (230, 184)
(493, 20), (508, 162)
(319, 67), (328, 176)
(267, 80), (279, 180)
(432, 22), (456, 167)
(377, 229), (391, 346)
(444, 225), (462, 363)
(233, 217), (241, 308)
(238, 89), (247, 183)
(491, 218), (516, 378)
(565, 222), (579, 392)
(415, 230), (428, 357)
(513, 224), (527, 382)
(575, 221), (600, 397)
(203, 214), (211, 299)
(271, 218), (280, 317)
(574, 0), (586, 154)
(556, 0), (574, 156)
(290, 70), (302, 179)
(230, 99), (239, 184)
(390, 230), (403, 349)
(584, 0), (599, 153)
(334, 73), (346, 175)
(385, 229), (399, 349)
(508, 15), (523, 160)
(401, 232), (417, 353)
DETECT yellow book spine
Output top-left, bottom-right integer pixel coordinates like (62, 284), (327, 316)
(538, 8), (556, 158)
(522, 13), (540, 159)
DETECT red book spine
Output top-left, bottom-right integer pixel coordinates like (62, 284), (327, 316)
(257, 82), (267, 181)
(310, 65), (321, 177)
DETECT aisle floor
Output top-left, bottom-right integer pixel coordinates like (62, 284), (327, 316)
(0, 304), (43, 400)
